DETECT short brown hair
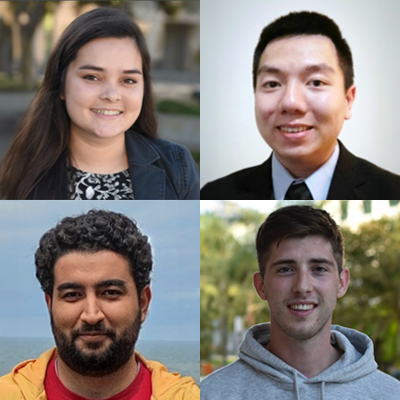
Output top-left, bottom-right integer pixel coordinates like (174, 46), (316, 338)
(256, 205), (344, 276)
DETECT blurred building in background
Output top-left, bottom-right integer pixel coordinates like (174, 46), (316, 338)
(323, 200), (400, 229)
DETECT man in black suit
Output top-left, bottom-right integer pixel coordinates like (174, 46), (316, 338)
(201, 11), (400, 200)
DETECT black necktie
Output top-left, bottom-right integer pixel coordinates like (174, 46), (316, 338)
(284, 181), (313, 200)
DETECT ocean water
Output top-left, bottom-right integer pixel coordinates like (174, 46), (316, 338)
(0, 337), (199, 384)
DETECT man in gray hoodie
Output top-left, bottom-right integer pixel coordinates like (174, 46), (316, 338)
(201, 205), (400, 399)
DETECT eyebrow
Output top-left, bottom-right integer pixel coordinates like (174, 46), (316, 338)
(270, 257), (335, 268)
(78, 64), (142, 75)
(270, 258), (297, 268)
(309, 257), (335, 266)
(258, 63), (336, 76)
(57, 279), (128, 292)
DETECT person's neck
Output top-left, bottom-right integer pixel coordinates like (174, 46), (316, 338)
(276, 146), (336, 179)
(266, 323), (342, 378)
(69, 131), (128, 174)
(56, 354), (139, 399)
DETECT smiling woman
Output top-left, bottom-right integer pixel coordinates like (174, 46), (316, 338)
(0, 7), (199, 200)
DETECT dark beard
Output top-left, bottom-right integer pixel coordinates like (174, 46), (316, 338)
(50, 311), (142, 377)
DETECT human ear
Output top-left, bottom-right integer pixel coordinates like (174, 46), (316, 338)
(253, 272), (268, 301)
(337, 268), (350, 298)
(344, 85), (356, 120)
(139, 285), (152, 323)
(45, 293), (52, 312)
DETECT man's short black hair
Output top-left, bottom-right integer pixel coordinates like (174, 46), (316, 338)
(252, 11), (354, 92)
(256, 205), (344, 277)
(35, 209), (152, 298)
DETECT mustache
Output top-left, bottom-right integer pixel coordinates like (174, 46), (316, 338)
(71, 322), (117, 340)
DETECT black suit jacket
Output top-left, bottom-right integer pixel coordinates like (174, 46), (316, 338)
(200, 142), (400, 200)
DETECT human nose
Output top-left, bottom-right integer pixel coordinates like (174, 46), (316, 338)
(80, 295), (105, 325)
(99, 81), (121, 102)
(292, 269), (312, 295)
(279, 80), (307, 115)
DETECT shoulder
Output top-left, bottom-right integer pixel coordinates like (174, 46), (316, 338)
(201, 161), (271, 200)
(143, 135), (187, 153)
(352, 370), (400, 399)
(354, 154), (400, 181)
(0, 372), (24, 399)
(137, 354), (199, 399)
(201, 360), (256, 399)
(370, 370), (400, 393)
(354, 156), (400, 198)
(333, 142), (400, 199)
(0, 348), (55, 399)
(343, 143), (400, 181)
(149, 137), (200, 200)
(150, 137), (198, 174)
(127, 133), (191, 160)
(126, 133), (200, 199)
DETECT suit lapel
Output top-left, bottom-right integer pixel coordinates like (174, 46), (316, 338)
(244, 155), (275, 199)
(328, 141), (368, 200)
(125, 131), (166, 200)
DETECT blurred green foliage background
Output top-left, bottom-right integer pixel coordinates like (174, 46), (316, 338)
(201, 200), (400, 375)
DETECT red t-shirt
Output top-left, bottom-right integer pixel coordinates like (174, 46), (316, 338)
(44, 358), (152, 400)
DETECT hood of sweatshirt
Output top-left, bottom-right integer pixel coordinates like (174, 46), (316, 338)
(238, 323), (377, 399)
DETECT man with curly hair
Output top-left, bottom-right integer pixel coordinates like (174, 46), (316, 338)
(0, 209), (199, 400)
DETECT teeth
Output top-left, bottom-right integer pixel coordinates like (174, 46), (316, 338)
(290, 304), (315, 311)
(280, 127), (311, 133)
(92, 109), (121, 115)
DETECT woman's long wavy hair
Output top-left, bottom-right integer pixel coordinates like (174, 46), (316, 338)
(0, 7), (157, 199)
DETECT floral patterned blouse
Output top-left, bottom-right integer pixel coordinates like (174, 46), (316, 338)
(67, 164), (135, 200)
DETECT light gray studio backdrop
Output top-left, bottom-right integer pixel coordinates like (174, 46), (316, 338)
(200, 0), (400, 188)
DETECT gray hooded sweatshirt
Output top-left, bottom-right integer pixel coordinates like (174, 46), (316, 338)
(201, 323), (400, 400)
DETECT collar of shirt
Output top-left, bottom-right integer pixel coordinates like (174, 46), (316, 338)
(272, 143), (340, 200)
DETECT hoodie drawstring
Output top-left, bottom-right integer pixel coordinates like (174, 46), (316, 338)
(320, 381), (325, 400)
(293, 372), (326, 400)
(293, 372), (300, 400)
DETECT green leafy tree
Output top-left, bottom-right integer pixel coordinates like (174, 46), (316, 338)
(201, 205), (266, 363)
(335, 216), (400, 371)
(201, 213), (237, 364)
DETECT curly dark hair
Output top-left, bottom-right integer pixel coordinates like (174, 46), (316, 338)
(35, 209), (152, 297)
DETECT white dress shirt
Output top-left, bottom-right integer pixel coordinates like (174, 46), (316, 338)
(272, 143), (340, 200)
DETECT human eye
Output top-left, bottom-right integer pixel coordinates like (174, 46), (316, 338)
(277, 266), (293, 274)
(83, 75), (99, 82)
(313, 265), (328, 273)
(123, 78), (137, 85)
(264, 81), (280, 89)
(103, 289), (123, 298)
(308, 80), (326, 87)
(63, 292), (82, 301)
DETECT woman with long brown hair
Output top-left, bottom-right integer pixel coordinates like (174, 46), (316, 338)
(0, 7), (199, 199)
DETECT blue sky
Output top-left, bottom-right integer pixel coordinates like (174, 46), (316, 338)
(0, 201), (199, 342)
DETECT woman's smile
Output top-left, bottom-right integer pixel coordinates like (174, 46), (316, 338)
(64, 37), (144, 141)
(91, 109), (123, 116)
